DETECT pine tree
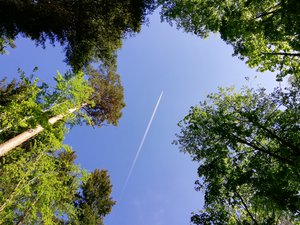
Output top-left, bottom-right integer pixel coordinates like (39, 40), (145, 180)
(0, 0), (156, 70)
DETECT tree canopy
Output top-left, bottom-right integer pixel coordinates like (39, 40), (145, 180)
(175, 79), (300, 224)
(160, 0), (300, 79)
(0, 0), (156, 70)
(0, 141), (115, 224)
(0, 65), (125, 156)
(72, 169), (115, 225)
(0, 69), (119, 224)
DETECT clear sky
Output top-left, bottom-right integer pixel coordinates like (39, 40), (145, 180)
(0, 11), (280, 225)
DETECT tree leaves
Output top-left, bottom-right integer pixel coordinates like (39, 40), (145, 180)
(0, 69), (122, 223)
(0, 0), (157, 70)
(176, 81), (300, 224)
(73, 169), (115, 225)
(159, 0), (300, 79)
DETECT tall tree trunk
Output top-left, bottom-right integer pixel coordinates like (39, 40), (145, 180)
(0, 105), (85, 157)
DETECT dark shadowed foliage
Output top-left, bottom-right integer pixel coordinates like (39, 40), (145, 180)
(0, 0), (157, 70)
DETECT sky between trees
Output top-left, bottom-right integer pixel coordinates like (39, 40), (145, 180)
(0, 1), (299, 225)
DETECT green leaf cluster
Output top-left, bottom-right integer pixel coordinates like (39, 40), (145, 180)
(0, 136), (114, 224)
(0, 0), (157, 70)
(0, 71), (45, 143)
(0, 66), (125, 144)
(72, 169), (115, 225)
(0, 69), (119, 224)
(160, 0), (300, 79)
(176, 80), (300, 224)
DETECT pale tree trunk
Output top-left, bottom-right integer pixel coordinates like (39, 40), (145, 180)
(0, 102), (65, 134)
(0, 104), (86, 157)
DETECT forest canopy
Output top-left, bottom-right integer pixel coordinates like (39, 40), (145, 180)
(1, 0), (300, 224)
(175, 79), (300, 224)
(0, 68), (121, 224)
(159, 0), (300, 79)
(0, 0), (157, 70)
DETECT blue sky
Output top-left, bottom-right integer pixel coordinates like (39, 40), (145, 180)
(0, 11), (280, 225)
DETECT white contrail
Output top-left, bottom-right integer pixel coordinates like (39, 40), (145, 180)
(122, 91), (163, 194)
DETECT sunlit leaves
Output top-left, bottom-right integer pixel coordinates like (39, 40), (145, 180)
(0, 69), (119, 224)
(160, 0), (300, 79)
(176, 81), (300, 224)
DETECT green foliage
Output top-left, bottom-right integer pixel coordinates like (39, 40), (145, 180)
(0, 134), (115, 224)
(0, 0), (156, 70)
(0, 67), (125, 144)
(0, 71), (84, 145)
(0, 144), (82, 224)
(0, 71), (118, 224)
(160, 0), (300, 79)
(0, 72), (82, 224)
(0, 70), (45, 143)
(72, 169), (116, 225)
(175, 81), (300, 224)
(0, 36), (15, 54)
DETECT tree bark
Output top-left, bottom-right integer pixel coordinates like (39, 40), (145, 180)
(231, 134), (295, 166)
(235, 191), (259, 225)
(0, 105), (86, 157)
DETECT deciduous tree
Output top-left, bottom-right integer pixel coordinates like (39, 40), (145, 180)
(0, 66), (125, 156)
(0, 139), (115, 224)
(0, 69), (119, 224)
(175, 80), (300, 224)
(160, 0), (300, 79)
